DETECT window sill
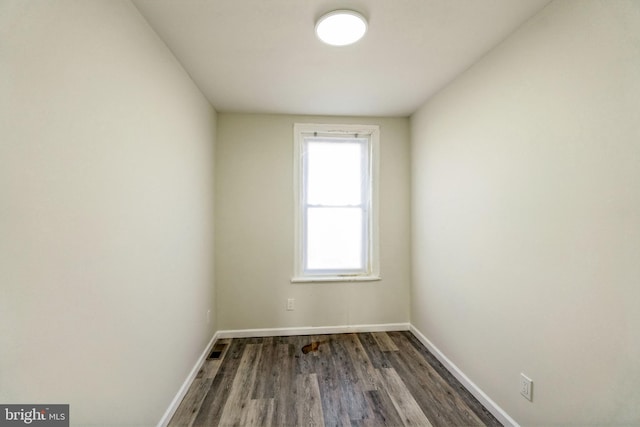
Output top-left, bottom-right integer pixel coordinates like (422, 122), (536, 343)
(291, 275), (381, 283)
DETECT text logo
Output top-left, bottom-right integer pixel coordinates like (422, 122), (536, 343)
(0, 405), (68, 427)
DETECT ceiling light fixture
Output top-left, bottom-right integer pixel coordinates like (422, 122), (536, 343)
(315, 10), (367, 46)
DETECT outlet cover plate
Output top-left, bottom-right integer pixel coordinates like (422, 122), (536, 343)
(520, 373), (533, 401)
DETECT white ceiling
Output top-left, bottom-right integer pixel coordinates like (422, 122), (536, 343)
(133, 0), (550, 117)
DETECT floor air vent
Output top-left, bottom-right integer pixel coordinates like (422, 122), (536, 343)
(208, 342), (227, 360)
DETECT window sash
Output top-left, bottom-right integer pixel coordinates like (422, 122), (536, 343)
(301, 136), (370, 276)
(292, 123), (380, 282)
(303, 206), (367, 275)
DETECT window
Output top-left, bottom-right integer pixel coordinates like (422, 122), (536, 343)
(292, 123), (380, 282)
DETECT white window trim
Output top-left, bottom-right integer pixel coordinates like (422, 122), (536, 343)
(292, 123), (380, 283)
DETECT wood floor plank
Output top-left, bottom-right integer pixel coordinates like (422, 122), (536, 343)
(238, 398), (275, 427)
(295, 373), (325, 427)
(167, 377), (213, 427)
(191, 338), (248, 426)
(168, 338), (231, 426)
(399, 331), (502, 427)
(344, 334), (379, 392)
(393, 331), (488, 426)
(313, 339), (352, 427)
(387, 332), (486, 427)
(361, 389), (405, 427)
(378, 367), (433, 427)
(271, 342), (295, 427)
(372, 332), (399, 352)
(173, 332), (502, 427)
(329, 335), (374, 423)
(358, 333), (393, 369)
(251, 337), (277, 400)
(201, 358), (223, 380)
(218, 343), (263, 426)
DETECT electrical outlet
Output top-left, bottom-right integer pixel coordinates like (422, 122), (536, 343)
(520, 373), (533, 401)
(287, 298), (295, 311)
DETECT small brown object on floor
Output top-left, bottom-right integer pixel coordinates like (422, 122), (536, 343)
(301, 340), (326, 354)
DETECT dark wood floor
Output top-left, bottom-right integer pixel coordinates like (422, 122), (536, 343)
(169, 331), (501, 427)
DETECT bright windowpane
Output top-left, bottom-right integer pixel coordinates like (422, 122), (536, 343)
(306, 139), (364, 206)
(306, 207), (363, 270)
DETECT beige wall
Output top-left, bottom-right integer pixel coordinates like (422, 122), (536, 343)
(411, 0), (640, 425)
(0, 1), (216, 424)
(216, 114), (410, 330)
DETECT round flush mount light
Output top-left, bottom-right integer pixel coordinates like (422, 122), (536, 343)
(315, 10), (368, 46)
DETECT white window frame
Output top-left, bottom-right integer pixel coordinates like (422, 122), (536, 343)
(292, 123), (380, 283)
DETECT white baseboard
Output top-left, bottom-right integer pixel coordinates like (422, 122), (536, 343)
(409, 325), (519, 427)
(216, 322), (410, 339)
(157, 331), (219, 427)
